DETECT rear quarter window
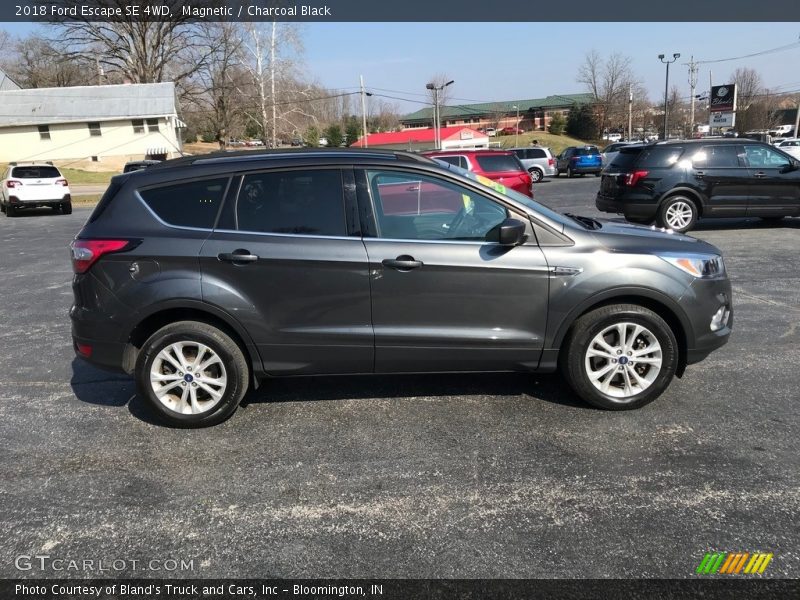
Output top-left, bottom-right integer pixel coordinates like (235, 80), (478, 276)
(474, 154), (523, 172)
(139, 178), (228, 229)
(608, 148), (644, 169)
(637, 146), (685, 168)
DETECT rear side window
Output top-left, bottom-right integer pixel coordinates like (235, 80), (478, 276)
(436, 155), (468, 169)
(139, 178), (228, 229)
(692, 145), (742, 168)
(11, 166), (61, 179)
(236, 170), (346, 236)
(636, 146), (685, 168)
(474, 154), (523, 172)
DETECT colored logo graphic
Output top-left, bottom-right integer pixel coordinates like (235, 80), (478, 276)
(696, 552), (773, 575)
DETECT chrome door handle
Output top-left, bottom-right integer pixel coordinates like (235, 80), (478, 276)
(218, 250), (259, 264)
(753, 171), (767, 178)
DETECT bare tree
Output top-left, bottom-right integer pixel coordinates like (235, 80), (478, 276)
(578, 50), (642, 137)
(731, 68), (767, 132)
(241, 21), (311, 147)
(2, 36), (94, 88)
(190, 23), (247, 150)
(51, 0), (210, 96)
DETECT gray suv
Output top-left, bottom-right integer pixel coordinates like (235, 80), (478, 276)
(71, 149), (732, 427)
(510, 147), (557, 182)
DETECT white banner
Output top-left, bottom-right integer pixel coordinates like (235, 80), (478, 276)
(709, 112), (735, 128)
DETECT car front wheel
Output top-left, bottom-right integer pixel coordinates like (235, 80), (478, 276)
(560, 304), (678, 410)
(136, 321), (250, 427)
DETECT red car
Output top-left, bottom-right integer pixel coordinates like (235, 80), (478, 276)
(422, 149), (534, 198)
(499, 126), (524, 135)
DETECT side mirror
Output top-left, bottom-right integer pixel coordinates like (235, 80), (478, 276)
(498, 218), (527, 246)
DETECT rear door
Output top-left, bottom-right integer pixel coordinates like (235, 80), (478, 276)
(687, 144), (751, 216)
(357, 166), (550, 373)
(741, 143), (800, 217)
(200, 167), (373, 375)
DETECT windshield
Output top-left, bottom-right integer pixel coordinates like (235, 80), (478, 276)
(433, 159), (574, 227)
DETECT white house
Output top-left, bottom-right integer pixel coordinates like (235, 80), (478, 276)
(0, 68), (20, 91)
(0, 82), (184, 163)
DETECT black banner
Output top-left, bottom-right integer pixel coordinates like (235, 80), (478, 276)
(3, 0), (800, 22)
(3, 579), (800, 600)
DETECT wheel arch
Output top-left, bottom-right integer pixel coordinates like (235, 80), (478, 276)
(551, 289), (692, 377)
(658, 186), (707, 217)
(123, 301), (263, 383)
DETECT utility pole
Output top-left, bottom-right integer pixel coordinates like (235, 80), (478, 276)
(794, 97), (800, 138)
(687, 56), (699, 138)
(360, 75), (368, 148)
(426, 79), (454, 150)
(628, 84), (633, 141)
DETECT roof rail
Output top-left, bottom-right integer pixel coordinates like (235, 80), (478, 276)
(150, 147), (433, 169)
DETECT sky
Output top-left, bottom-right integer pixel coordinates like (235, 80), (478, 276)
(3, 21), (800, 114)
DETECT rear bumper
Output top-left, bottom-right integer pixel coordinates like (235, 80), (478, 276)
(596, 193), (659, 220)
(10, 194), (70, 206)
(566, 165), (601, 174)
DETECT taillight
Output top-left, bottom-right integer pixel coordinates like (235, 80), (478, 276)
(623, 170), (649, 187)
(6, 180), (22, 188)
(70, 239), (132, 274)
(570, 156), (579, 162)
(548, 158), (555, 166)
(75, 342), (93, 358)
(56, 178), (69, 186)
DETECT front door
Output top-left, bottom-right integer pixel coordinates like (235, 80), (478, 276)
(356, 167), (550, 373)
(742, 143), (800, 217)
(200, 167), (373, 375)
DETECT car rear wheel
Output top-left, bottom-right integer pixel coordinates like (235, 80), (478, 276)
(560, 304), (678, 410)
(567, 167), (575, 178)
(529, 168), (543, 183)
(6, 204), (16, 217)
(658, 195), (698, 233)
(136, 321), (250, 428)
(61, 201), (72, 215)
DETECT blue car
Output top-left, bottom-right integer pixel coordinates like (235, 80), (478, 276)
(556, 145), (603, 177)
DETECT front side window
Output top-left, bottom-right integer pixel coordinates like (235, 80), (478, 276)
(743, 144), (792, 169)
(236, 169), (346, 236)
(139, 178), (227, 229)
(366, 170), (508, 241)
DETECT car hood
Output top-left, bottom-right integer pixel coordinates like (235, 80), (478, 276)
(589, 219), (721, 255)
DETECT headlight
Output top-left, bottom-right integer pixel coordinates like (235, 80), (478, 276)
(658, 253), (725, 278)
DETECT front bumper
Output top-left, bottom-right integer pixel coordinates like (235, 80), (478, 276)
(681, 276), (733, 365)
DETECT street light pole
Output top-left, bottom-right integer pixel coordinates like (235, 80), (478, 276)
(659, 53), (680, 140)
(426, 80), (454, 150)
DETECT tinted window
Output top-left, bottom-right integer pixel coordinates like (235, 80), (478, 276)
(608, 147), (644, 169)
(474, 154), (523, 172)
(436, 155), (468, 169)
(743, 144), (792, 168)
(367, 170), (507, 241)
(12, 166), (61, 179)
(637, 146), (684, 168)
(140, 178), (227, 229)
(236, 170), (346, 236)
(528, 148), (547, 158)
(692, 145), (741, 168)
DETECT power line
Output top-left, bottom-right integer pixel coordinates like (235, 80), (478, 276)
(691, 40), (800, 66)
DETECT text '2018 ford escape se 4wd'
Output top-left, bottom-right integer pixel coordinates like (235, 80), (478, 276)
(71, 149), (733, 427)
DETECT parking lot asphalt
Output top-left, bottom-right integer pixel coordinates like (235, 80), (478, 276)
(0, 177), (798, 579)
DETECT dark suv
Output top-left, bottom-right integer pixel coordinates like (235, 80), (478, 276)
(596, 139), (800, 232)
(71, 149), (732, 427)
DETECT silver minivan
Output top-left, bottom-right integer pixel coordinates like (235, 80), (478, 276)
(510, 147), (557, 182)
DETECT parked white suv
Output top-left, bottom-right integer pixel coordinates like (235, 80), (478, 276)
(1, 162), (72, 217)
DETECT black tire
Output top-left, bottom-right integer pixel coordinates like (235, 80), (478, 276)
(560, 304), (679, 411)
(6, 204), (16, 217)
(61, 201), (72, 215)
(567, 167), (575, 178)
(657, 195), (698, 233)
(135, 321), (250, 428)
(529, 168), (544, 183)
(0, 203), (5, 213)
